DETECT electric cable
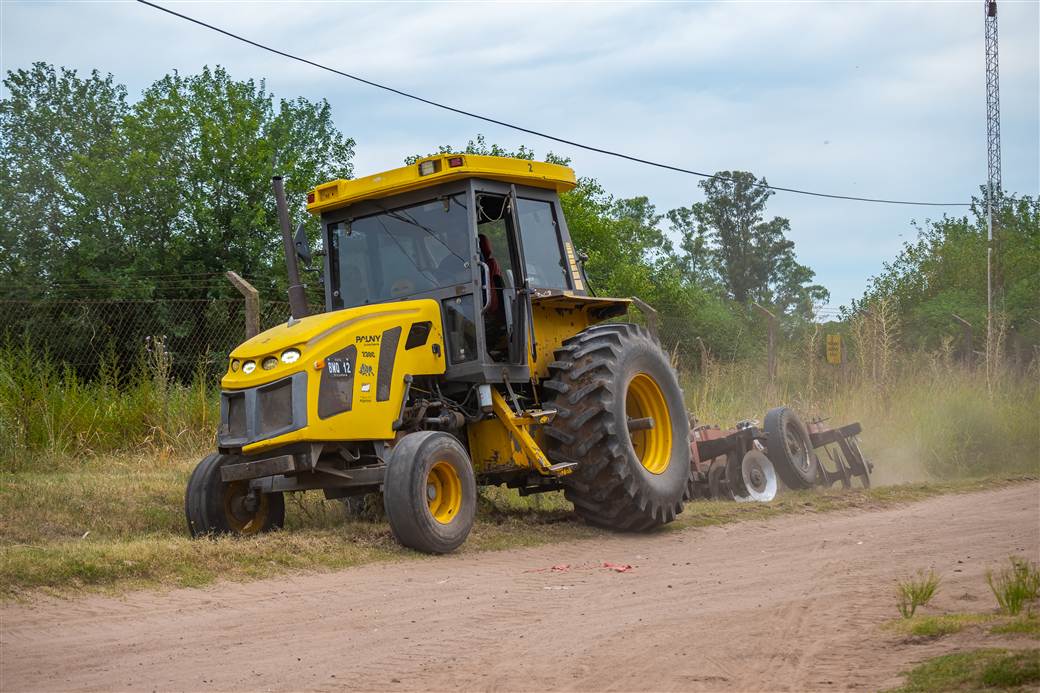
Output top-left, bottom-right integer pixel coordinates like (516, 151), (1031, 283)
(135, 0), (971, 208)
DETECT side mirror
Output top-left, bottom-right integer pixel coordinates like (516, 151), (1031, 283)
(293, 222), (312, 265)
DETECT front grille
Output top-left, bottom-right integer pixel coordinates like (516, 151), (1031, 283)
(258, 379), (293, 434)
(218, 372), (307, 449)
(226, 392), (246, 438)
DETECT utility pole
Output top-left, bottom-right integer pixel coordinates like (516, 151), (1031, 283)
(984, 0), (1002, 387)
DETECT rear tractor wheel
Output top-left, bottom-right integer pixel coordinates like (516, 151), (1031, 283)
(383, 431), (477, 554)
(542, 324), (691, 531)
(185, 453), (285, 537)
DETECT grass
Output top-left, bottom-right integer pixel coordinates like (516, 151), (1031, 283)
(988, 557), (1040, 616)
(888, 612), (1040, 640)
(889, 649), (1040, 692)
(897, 570), (943, 619)
(0, 454), (1028, 599)
(890, 613), (999, 638)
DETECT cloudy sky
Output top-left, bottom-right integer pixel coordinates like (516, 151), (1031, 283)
(2, 0), (1037, 311)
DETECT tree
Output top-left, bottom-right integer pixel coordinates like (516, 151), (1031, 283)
(851, 192), (1038, 352)
(0, 63), (354, 300)
(669, 171), (828, 316)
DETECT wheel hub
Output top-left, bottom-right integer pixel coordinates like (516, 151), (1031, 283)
(625, 373), (673, 475)
(426, 461), (461, 525)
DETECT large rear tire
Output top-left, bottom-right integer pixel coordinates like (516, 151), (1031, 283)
(383, 431), (477, 554)
(185, 453), (285, 537)
(542, 323), (691, 531)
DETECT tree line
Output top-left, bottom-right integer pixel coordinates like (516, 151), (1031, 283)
(2, 63), (1036, 371)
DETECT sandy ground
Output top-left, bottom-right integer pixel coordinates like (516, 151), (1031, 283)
(2, 483), (1038, 692)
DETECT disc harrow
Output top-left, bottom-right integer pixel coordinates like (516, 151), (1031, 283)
(686, 406), (872, 503)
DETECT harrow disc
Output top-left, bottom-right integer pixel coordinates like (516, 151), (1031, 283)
(707, 459), (732, 500)
(738, 449), (778, 502)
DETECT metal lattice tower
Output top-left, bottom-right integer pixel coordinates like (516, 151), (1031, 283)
(984, 0), (1001, 386)
(985, 1), (1002, 199)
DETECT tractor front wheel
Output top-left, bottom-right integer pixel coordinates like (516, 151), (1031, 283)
(383, 431), (477, 554)
(185, 453), (285, 537)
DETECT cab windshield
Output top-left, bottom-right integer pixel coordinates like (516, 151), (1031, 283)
(328, 195), (470, 309)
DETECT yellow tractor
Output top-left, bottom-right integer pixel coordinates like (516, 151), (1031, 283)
(186, 155), (692, 553)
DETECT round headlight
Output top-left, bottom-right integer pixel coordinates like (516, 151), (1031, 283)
(261, 356), (278, 370)
(281, 348), (301, 364)
(242, 360), (256, 374)
(230, 359), (240, 372)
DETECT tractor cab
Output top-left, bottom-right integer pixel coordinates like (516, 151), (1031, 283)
(307, 155), (622, 387)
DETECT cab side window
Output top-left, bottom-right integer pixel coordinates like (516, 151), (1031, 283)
(516, 199), (570, 290)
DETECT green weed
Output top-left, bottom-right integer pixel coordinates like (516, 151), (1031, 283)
(890, 649), (1040, 692)
(897, 570), (942, 619)
(988, 557), (1040, 616)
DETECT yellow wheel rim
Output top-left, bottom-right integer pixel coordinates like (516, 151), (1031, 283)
(222, 481), (269, 535)
(426, 461), (462, 524)
(626, 373), (673, 475)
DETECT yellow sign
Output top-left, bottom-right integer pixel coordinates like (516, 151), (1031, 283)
(826, 334), (842, 365)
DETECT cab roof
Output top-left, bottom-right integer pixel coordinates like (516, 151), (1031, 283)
(306, 154), (577, 215)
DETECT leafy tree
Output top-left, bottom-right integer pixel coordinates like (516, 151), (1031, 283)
(0, 63), (354, 300)
(851, 192), (1038, 352)
(669, 171), (828, 316)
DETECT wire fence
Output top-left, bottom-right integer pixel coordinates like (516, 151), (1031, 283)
(0, 298), (296, 382)
(2, 296), (723, 383)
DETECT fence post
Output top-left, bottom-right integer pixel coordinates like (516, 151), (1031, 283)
(951, 313), (974, 368)
(629, 296), (659, 341)
(226, 271), (260, 339)
(753, 302), (778, 389)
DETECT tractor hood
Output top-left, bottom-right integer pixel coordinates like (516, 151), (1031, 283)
(221, 299), (445, 391)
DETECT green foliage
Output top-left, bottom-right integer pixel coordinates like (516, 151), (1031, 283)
(897, 570), (942, 618)
(988, 557), (1040, 616)
(0, 341), (216, 470)
(853, 193), (1039, 353)
(891, 649), (1040, 692)
(1, 62), (354, 302)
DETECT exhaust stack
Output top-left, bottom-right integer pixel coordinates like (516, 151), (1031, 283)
(272, 176), (310, 320)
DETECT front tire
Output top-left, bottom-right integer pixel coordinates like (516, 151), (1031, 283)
(185, 453), (285, 537)
(383, 432), (477, 554)
(542, 324), (691, 531)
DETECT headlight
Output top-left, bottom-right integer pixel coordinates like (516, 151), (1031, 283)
(242, 360), (256, 374)
(261, 356), (278, 370)
(281, 348), (301, 364)
(230, 359), (240, 372)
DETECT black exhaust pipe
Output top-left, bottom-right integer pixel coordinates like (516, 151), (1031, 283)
(272, 176), (310, 320)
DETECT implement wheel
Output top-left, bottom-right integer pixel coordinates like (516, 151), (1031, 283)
(764, 407), (818, 489)
(542, 323), (691, 531)
(185, 453), (285, 537)
(384, 431), (476, 554)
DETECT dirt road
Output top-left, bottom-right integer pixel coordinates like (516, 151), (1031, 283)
(3, 484), (1037, 692)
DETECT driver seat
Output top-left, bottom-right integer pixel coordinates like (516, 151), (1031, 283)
(478, 234), (505, 319)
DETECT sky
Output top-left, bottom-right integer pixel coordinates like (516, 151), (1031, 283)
(2, 0), (1037, 313)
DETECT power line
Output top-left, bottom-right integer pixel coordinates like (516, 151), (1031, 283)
(135, 0), (971, 209)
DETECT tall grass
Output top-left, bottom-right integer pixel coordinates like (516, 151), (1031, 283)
(2, 331), (1037, 482)
(683, 331), (1039, 484)
(0, 342), (216, 471)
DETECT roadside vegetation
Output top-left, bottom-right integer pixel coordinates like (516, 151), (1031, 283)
(0, 463), (1024, 598)
(889, 649), (1040, 693)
